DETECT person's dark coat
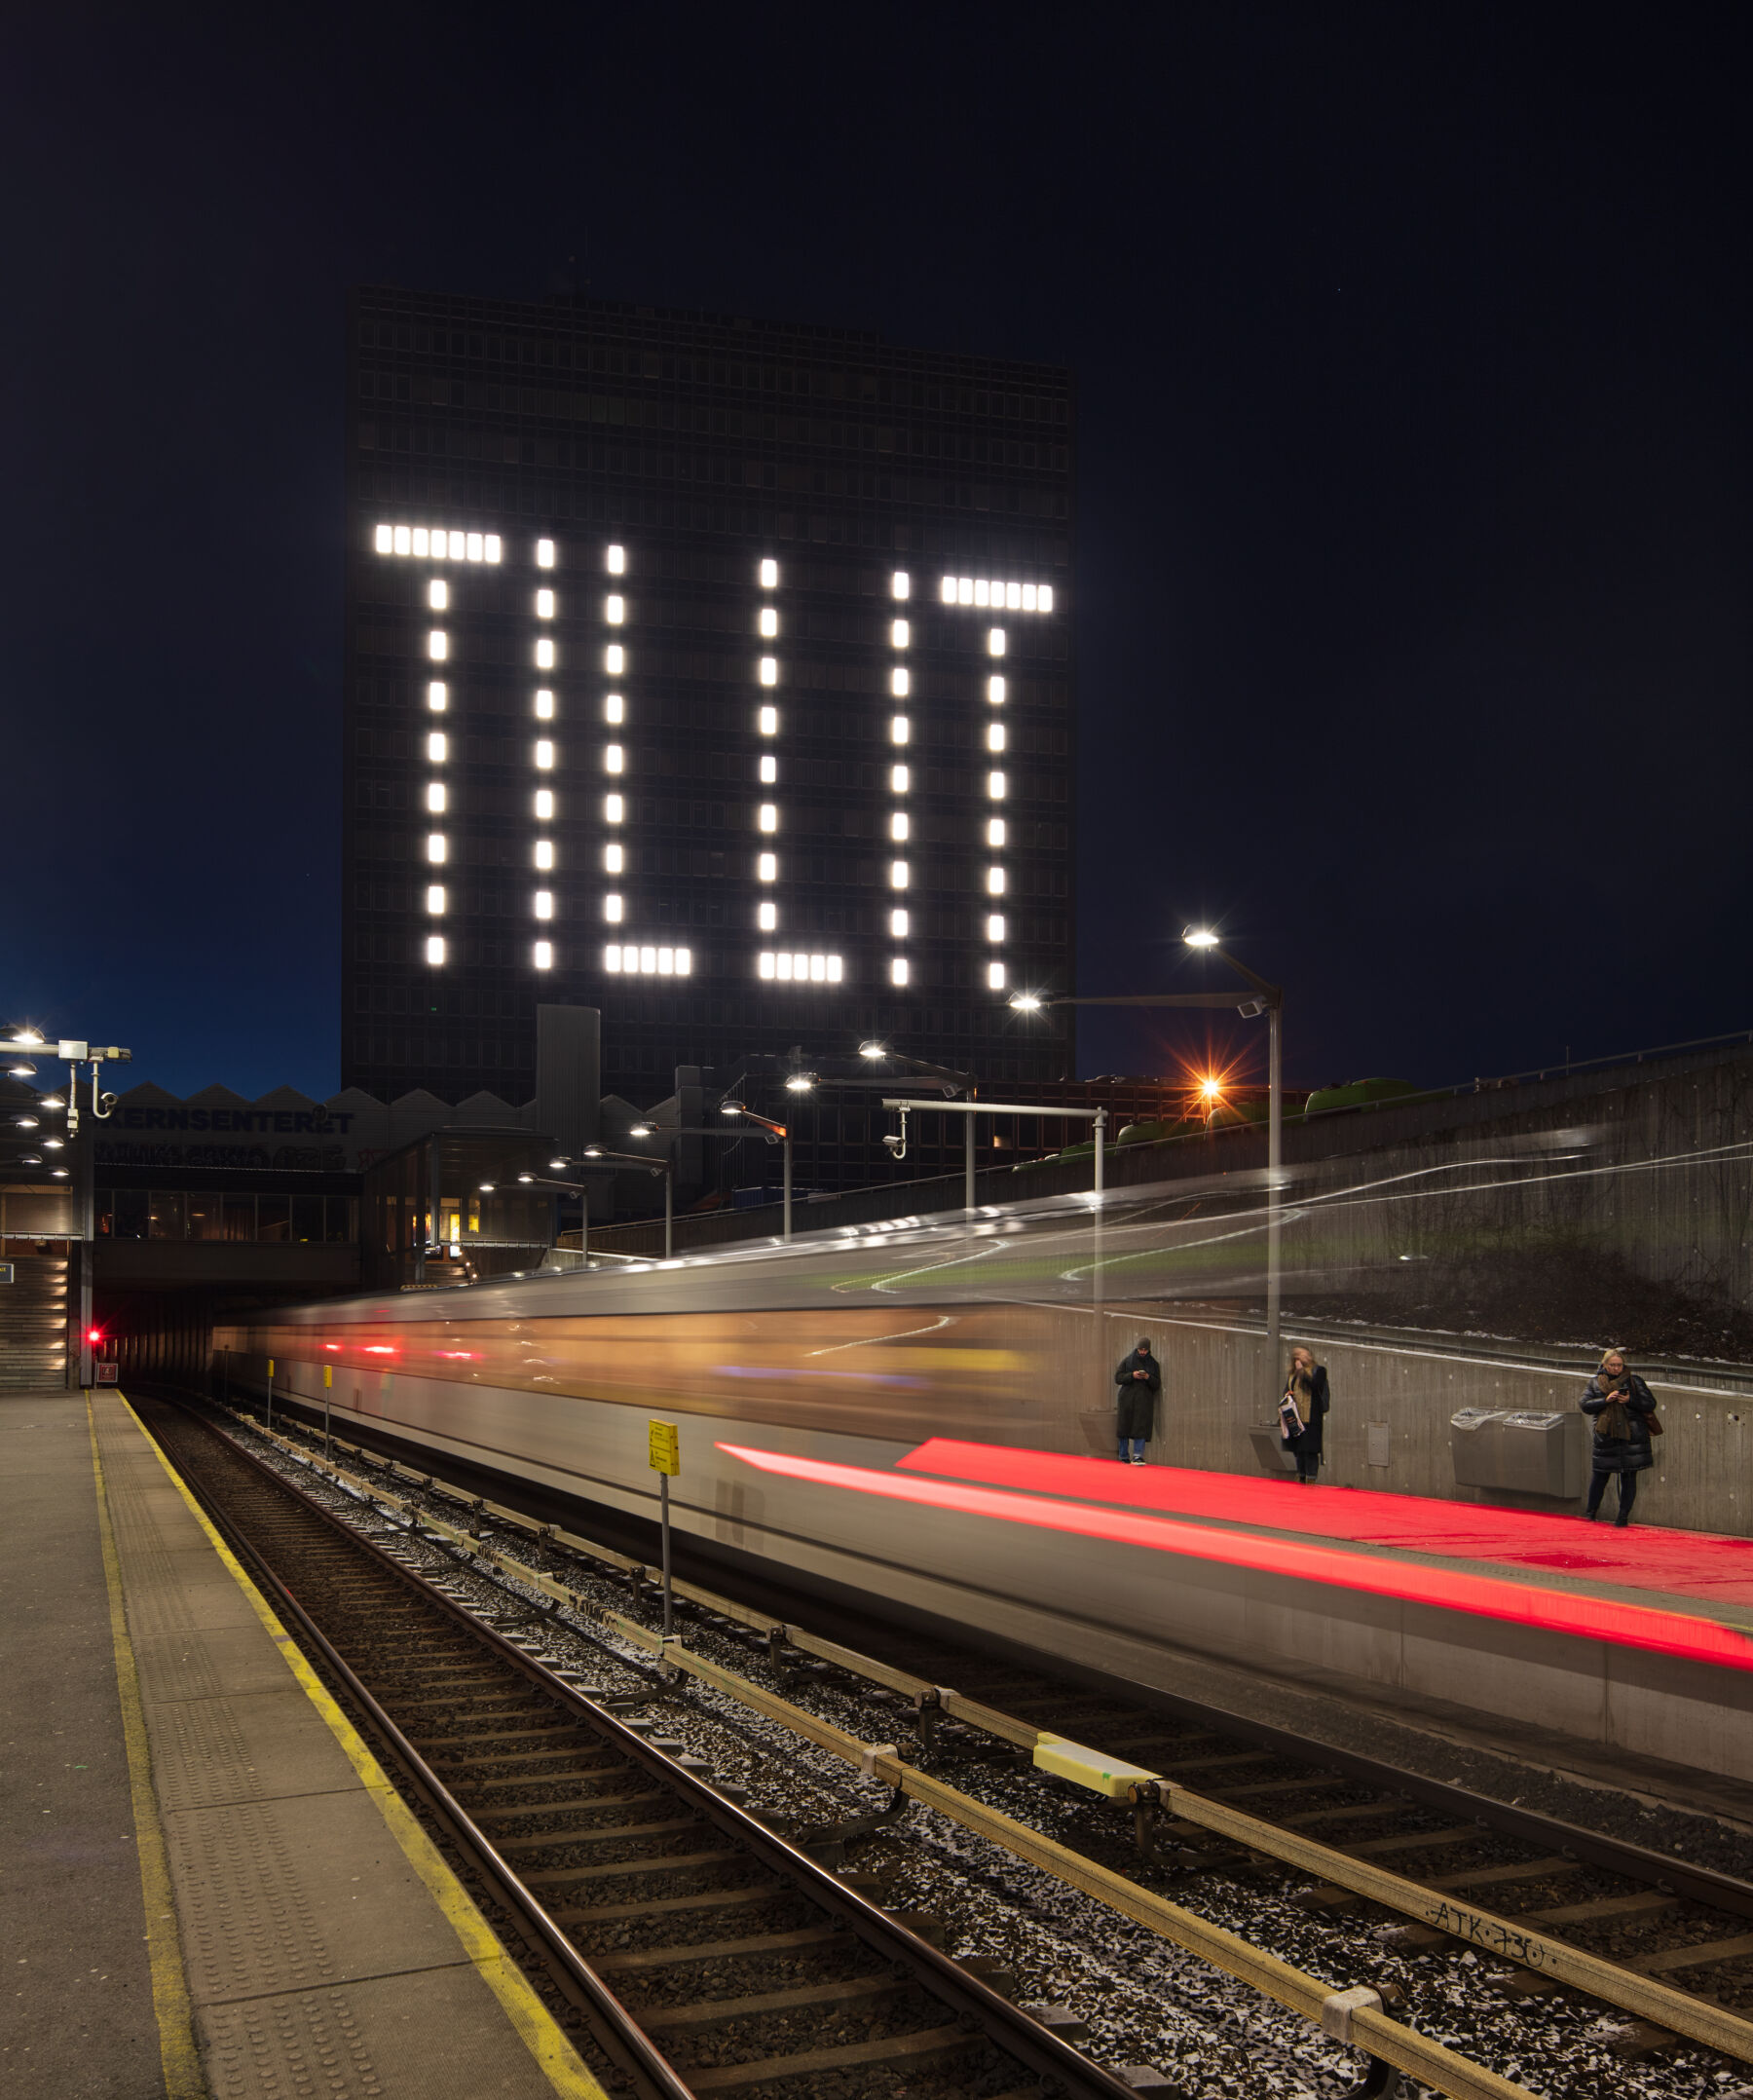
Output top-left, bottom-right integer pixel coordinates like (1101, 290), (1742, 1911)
(1581, 1373), (1656, 1474)
(1283, 1365), (1330, 1458)
(1114, 1349), (1161, 1442)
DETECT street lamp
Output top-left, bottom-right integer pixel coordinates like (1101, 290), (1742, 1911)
(720, 1102), (794, 1242)
(537, 1148), (679, 1259)
(1008, 937), (1287, 1358)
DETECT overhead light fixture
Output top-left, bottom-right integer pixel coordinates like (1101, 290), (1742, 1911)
(785, 1075), (814, 1093)
(859, 1041), (887, 1060)
(42, 1138), (63, 1150)
(38, 1095), (63, 1108)
(721, 1102), (743, 1116)
(1183, 927), (1220, 949)
(19, 1152), (41, 1165)
(6, 1030), (45, 1047)
(50, 1167), (67, 1179)
(14, 1116), (38, 1130)
(7, 1062), (36, 1078)
(583, 1146), (602, 1158)
(1009, 994), (1043, 1013)
(629, 1122), (653, 1137)
(549, 1158), (569, 1170)
(478, 1181), (496, 1192)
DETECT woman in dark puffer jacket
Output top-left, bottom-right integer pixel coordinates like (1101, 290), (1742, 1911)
(1579, 1348), (1657, 1526)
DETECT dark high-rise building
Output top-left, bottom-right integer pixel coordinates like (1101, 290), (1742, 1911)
(343, 285), (1075, 1106)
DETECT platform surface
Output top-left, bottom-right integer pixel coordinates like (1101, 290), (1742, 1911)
(2, 1390), (598, 2100)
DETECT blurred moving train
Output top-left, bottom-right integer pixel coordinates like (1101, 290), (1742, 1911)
(215, 1153), (1753, 1784)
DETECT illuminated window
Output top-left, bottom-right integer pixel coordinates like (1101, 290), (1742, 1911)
(428, 579), (449, 611)
(987, 914), (1006, 942)
(759, 952), (841, 984)
(448, 531), (465, 559)
(758, 705), (778, 735)
(536, 538), (556, 569)
(890, 715), (910, 744)
(535, 690), (555, 720)
(975, 580), (990, 607)
(1021, 584), (1038, 611)
(759, 656), (778, 686)
(892, 571), (911, 600)
(987, 866), (1006, 895)
(988, 627), (1006, 656)
(988, 675), (1006, 704)
(889, 812), (910, 842)
(534, 840), (554, 871)
(604, 795), (623, 823)
(428, 681), (448, 711)
(426, 884), (447, 915)
(891, 666), (910, 697)
(427, 833), (448, 863)
(988, 770), (1007, 798)
(536, 588), (556, 618)
(375, 524), (393, 553)
(757, 852), (777, 881)
(604, 694), (623, 724)
(466, 532), (482, 561)
(988, 723), (1007, 752)
(604, 894), (623, 921)
(536, 739), (556, 769)
(604, 745), (623, 773)
(890, 957), (910, 986)
(426, 935), (446, 965)
(958, 577), (974, 605)
(413, 528), (430, 557)
(535, 789), (556, 820)
(758, 803), (778, 833)
(605, 644), (624, 674)
(889, 860), (910, 888)
(604, 844), (624, 874)
(428, 630), (448, 660)
(393, 525), (411, 555)
(535, 638), (556, 668)
(890, 764), (910, 793)
(759, 606), (778, 638)
(757, 900), (777, 931)
(606, 544), (625, 574)
(605, 594), (624, 623)
(426, 782), (447, 813)
(534, 890), (554, 920)
(987, 818), (1007, 846)
(605, 945), (622, 971)
(486, 535), (504, 563)
(988, 960), (1007, 990)
(890, 908), (910, 938)
(891, 619), (910, 648)
(534, 940), (553, 969)
(759, 557), (778, 587)
(1005, 582), (1022, 610)
(427, 731), (448, 763)
(759, 754), (777, 784)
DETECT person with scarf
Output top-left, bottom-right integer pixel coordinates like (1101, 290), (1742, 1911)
(1580, 1347), (1657, 1525)
(1279, 1345), (1330, 1482)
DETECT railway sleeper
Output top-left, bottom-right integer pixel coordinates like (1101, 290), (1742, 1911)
(680, 2023), (979, 2092)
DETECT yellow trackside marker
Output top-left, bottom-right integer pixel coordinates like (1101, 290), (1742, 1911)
(648, 1418), (680, 1475)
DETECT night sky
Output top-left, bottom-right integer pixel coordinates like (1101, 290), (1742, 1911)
(6, 7), (1747, 1103)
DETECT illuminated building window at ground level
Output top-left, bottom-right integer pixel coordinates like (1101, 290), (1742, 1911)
(605, 945), (692, 975)
(758, 953), (843, 983)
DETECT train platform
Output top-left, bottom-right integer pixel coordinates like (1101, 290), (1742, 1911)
(0, 1389), (602, 2100)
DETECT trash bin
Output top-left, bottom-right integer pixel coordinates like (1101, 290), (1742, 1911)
(1452, 1406), (1584, 1497)
(1450, 1407), (1511, 1488)
(1249, 1424), (1298, 1477)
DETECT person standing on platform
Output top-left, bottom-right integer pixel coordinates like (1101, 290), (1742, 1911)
(1113, 1338), (1161, 1463)
(1581, 1348), (1657, 1525)
(1281, 1345), (1330, 1482)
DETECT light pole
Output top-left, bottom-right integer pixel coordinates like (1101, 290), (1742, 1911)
(1008, 935), (1287, 1357)
(532, 1144), (677, 1259)
(719, 1100), (793, 1241)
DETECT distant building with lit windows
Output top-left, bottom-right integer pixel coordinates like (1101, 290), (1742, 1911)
(343, 285), (1075, 1105)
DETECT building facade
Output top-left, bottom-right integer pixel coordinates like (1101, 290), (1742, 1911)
(344, 286), (1076, 1106)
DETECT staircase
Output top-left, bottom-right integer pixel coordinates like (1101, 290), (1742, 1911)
(0, 1251), (69, 1392)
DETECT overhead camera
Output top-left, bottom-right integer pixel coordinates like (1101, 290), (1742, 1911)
(1236, 996), (1268, 1019)
(881, 1133), (905, 1152)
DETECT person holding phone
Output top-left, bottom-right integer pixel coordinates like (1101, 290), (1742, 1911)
(1113, 1339), (1161, 1463)
(1280, 1345), (1330, 1483)
(1580, 1348), (1657, 1525)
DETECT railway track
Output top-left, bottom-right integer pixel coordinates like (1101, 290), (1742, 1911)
(135, 1395), (1149, 2100)
(166, 1387), (1753, 2096)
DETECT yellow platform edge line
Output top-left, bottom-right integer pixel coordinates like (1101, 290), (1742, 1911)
(112, 1393), (608, 2100)
(88, 1398), (205, 2100)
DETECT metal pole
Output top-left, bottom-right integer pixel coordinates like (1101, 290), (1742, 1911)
(782, 1133), (793, 1244)
(1266, 1001), (1283, 1363)
(323, 1381), (331, 1460)
(659, 1472), (673, 1638)
(266, 1363), (274, 1436)
(77, 1118), (94, 1391)
(965, 1109), (976, 1217)
(1094, 1106), (1106, 1202)
(663, 1172), (673, 1259)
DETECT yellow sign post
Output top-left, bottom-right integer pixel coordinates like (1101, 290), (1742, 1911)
(649, 1420), (680, 1636)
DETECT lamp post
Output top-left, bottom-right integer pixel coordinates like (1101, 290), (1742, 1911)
(515, 1147), (677, 1261)
(1008, 936), (1287, 1357)
(719, 1101), (793, 1241)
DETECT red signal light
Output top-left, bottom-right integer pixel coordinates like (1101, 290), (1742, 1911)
(86, 1328), (103, 1343)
